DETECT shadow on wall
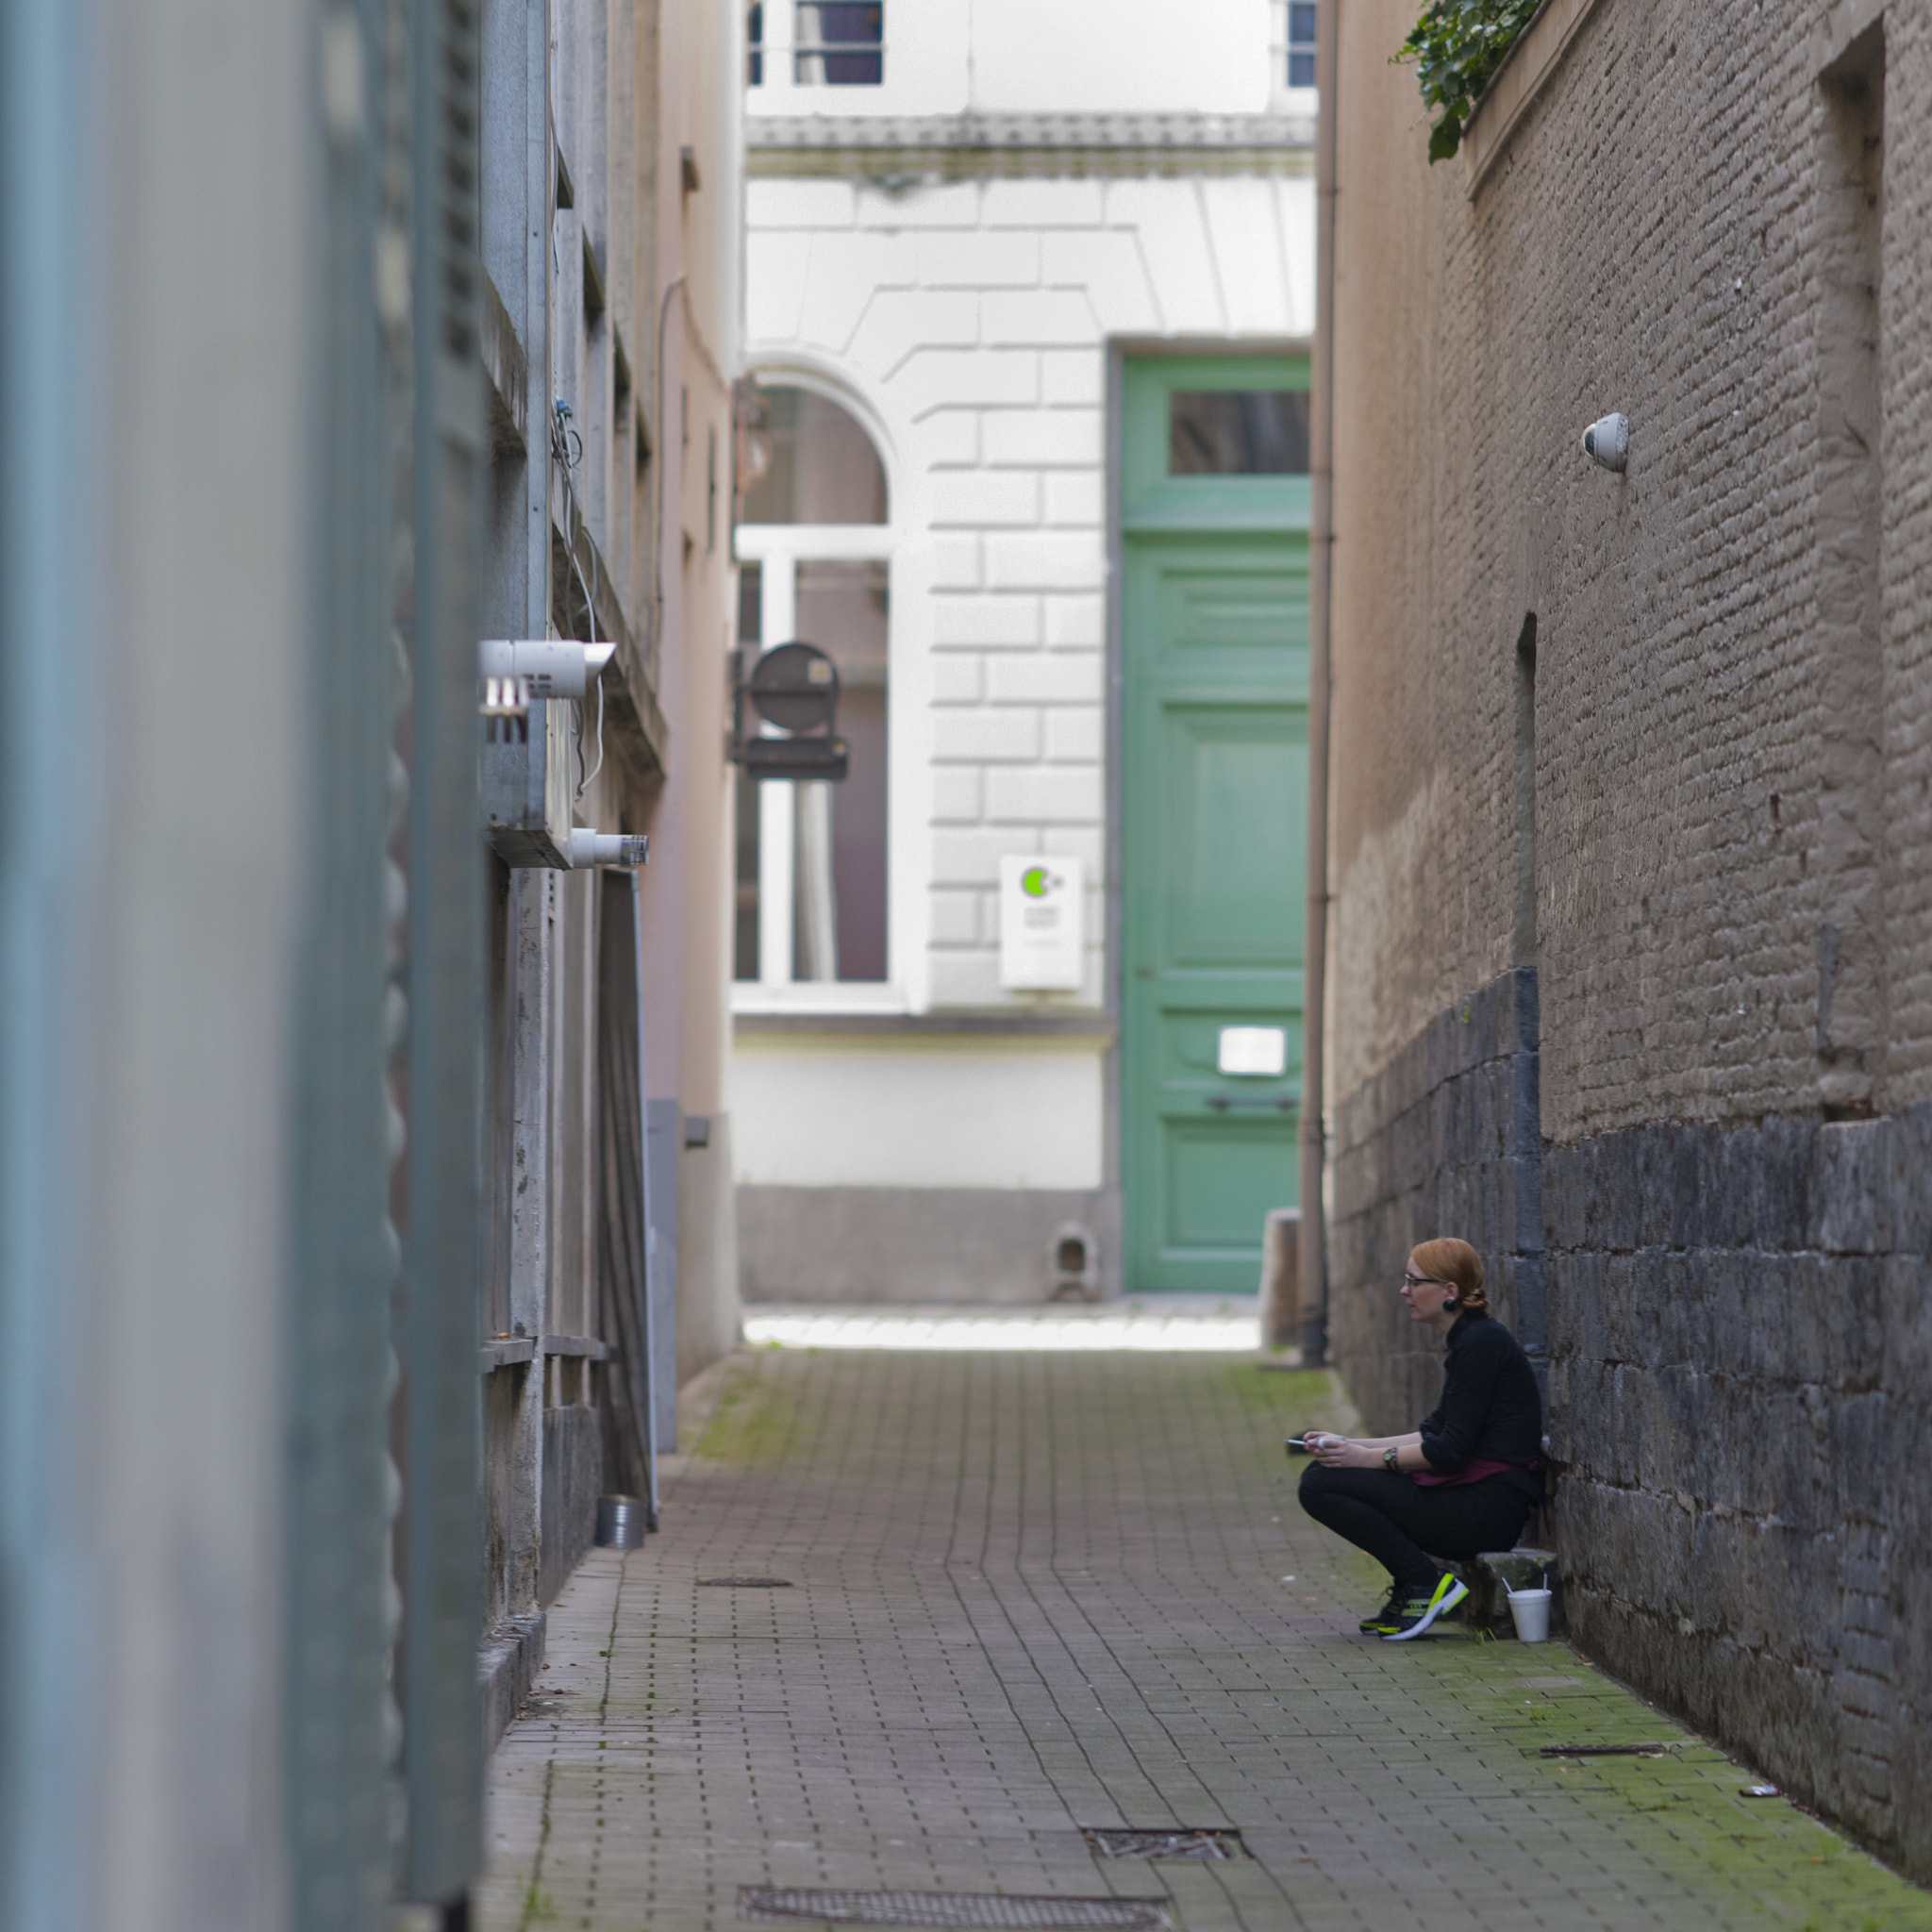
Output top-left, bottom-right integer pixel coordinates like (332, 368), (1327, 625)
(1327, 968), (1544, 1431)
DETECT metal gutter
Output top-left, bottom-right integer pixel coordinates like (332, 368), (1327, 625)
(1299, 0), (1340, 1369)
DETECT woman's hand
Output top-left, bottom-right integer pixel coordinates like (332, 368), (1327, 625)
(1308, 1434), (1374, 1469)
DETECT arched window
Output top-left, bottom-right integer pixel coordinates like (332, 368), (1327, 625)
(734, 382), (891, 989)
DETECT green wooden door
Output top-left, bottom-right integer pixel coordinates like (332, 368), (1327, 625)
(1120, 358), (1308, 1295)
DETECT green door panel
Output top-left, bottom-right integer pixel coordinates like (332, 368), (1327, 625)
(1122, 526), (1307, 1295)
(1166, 1120), (1300, 1248)
(1158, 708), (1305, 966)
(1155, 562), (1311, 657)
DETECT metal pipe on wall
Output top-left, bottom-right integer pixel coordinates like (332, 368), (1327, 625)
(1298, 0), (1341, 1369)
(0, 4), (94, 1924)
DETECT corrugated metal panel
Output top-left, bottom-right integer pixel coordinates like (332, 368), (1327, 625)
(398, 0), (487, 1904)
(285, 2), (406, 1925)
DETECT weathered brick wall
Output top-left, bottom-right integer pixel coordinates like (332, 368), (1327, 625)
(1327, 0), (1932, 1877)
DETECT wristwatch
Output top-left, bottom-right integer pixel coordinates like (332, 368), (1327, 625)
(1382, 1446), (1401, 1473)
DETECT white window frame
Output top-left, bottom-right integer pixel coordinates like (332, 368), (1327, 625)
(1269, 0), (1320, 115)
(733, 365), (916, 1017)
(747, 2), (888, 92)
(792, 1), (886, 86)
(734, 522), (900, 1014)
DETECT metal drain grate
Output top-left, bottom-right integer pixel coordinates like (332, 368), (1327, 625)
(699, 1576), (794, 1588)
(1084, 1828), (1246, 1861)
(739, 1887), (1174, 1928)
(1536, 1742), (1677, 1758)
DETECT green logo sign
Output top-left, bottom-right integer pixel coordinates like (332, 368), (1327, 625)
(1021, 866), (1049, 898)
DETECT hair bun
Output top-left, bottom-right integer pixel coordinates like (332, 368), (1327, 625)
(1408, 1236), (1488, 1313)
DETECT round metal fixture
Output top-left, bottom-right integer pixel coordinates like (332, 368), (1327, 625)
(748, 641), (840, 734)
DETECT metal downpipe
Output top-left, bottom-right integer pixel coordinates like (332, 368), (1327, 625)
(1298, 0), (1340, 1370)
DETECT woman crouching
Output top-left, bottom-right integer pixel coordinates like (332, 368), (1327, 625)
(1297, 1238), (1543, 1641)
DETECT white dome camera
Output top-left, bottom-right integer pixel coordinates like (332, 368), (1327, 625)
(1581, 412), (1629, 473)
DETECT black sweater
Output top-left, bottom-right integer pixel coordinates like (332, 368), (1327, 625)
(1417, 1311), (1544, 1499)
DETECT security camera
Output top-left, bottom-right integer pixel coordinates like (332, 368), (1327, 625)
(568, 829), (648, 868)
(1581, 412), (1628, 473)
(477, 638), (616, 699)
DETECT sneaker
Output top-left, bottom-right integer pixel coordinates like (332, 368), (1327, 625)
(1358, 1588), (1406, 1635)
(1381, 1572), (1469, 1642)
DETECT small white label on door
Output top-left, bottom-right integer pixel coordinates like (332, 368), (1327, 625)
(998, 856), (1085, 991)
(1218, 1025), (1287, 1076)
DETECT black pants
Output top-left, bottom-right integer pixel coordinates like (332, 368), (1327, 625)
(1297, 1464), (1533, 1593)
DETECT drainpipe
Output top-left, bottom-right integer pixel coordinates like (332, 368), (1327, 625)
(1298, 0), (1340, 1369)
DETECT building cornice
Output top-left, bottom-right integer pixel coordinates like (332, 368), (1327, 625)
(746, 111), (1315, 179)
(1461, 0), (1608, 195)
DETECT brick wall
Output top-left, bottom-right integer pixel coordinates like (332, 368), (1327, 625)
(1330, 969), (1542, 1431)
(1328, 0), (1932, 1876)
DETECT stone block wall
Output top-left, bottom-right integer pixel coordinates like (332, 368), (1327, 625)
(1547, 1108), (1932, 1877)
(1333, 975), (1932, 1874)
(1329, 969), (1542, 1431)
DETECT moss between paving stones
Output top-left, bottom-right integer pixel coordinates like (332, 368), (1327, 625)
(1416, 1641), (1924, 1924)
(490, 1347), (1932, 1931)
(690, 1356), (802, 1467)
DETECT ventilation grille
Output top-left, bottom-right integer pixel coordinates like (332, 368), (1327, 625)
(740, 1889), (1174, 1929)
(1084, 1828), (1246, 1861)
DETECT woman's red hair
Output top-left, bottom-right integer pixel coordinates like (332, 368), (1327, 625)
(1410, 1237), (1488, 1312)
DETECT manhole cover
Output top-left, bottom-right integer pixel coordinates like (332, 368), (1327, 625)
(1084, 1828), (1246, 1861)
(740, 1888), (1174, 1928)
(699, 1576), (794, 1589)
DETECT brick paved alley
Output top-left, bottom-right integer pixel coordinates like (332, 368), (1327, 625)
(478, 1343), (1932, 1932)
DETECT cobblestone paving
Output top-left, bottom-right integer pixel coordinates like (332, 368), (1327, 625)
(478, 1348), (1932, 1932)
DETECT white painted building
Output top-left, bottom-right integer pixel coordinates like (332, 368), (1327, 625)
(734, 0), (1319, 1300)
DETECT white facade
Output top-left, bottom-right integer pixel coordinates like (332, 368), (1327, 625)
(734, 0), (1316, 1297)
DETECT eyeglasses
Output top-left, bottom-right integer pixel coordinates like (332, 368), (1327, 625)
(1401, 1274), (1445, 1288)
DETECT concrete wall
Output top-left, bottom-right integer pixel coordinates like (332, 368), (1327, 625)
(1326, 0), (1932, 1877)
(739, 1184), (1113, 1302)
(643, 0), (745, 1390)
(734, 1023), (1112, 1299)
(734, 1032), (1108, 1190)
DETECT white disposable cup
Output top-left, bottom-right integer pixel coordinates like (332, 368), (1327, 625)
(1507, 1588), (1552, 1643)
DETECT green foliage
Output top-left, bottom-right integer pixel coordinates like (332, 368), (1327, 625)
(1397, 0), (1542, 161)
